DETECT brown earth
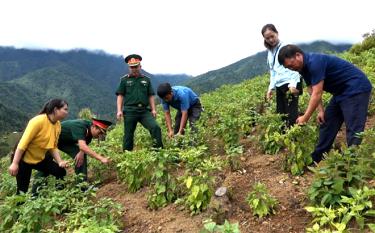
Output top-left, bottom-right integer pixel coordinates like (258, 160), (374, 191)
(96, 142), (313, 233)
(95, 115), (375, 233)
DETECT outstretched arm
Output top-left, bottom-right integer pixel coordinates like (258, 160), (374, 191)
(78, 140), (109, 164)
(297, 80), (324, 124)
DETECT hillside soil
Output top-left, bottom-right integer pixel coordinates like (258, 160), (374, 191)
(96, 116), (375, 233)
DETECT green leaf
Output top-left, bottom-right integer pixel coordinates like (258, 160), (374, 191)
(331, 179), (344, 193)
(186, 177), (193, 189)
(204, 222), (216, 232)
(192, 186), (200, 198)
(365, 210), (375, 217)
(367, 224), (375, 232)
(355, 215), (365, 229)
(157, 184), (166, 194)
(320, 193), (332, 206)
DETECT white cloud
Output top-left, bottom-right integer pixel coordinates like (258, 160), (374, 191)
(0, 0), (373, 75)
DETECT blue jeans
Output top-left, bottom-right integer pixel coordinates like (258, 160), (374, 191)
(311, 91), (371, 163)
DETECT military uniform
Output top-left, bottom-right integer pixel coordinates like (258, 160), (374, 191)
(116, 74), (163, 151)
(58, 119), (93, 179)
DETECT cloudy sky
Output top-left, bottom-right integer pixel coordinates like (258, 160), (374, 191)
(0, 0), (373, 76)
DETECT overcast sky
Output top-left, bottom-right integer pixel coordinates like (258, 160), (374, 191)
(0, 0), (373, 76)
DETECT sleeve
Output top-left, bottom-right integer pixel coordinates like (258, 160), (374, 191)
(287, 71), (301, 88)
(17, 117), (41, 150)
(267, 51), (276, 91)
(53, 122), (61, 151)
(180, 94), (190, 111)
(162, 101), (170, 111)
(309, 56), (327, 85)
(148, 79), (155, 96)
(115, 78), (126, 95)
(268, 73), (276, 91)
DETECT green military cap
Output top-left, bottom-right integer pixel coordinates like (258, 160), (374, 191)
(124, 54), (142, 66)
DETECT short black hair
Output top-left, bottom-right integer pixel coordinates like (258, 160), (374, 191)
(157, 83), (172, 99)
(278, 44), (304, 65)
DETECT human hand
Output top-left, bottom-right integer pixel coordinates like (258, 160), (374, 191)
(296, 115), (309, 125)
(151, 110), (157, 118)
(266, 90), (272, 101)
(289, 87), (299, 96)
(100, 157), (110, 164)
(58, 160), (69, 168)
(317, 111), (325, 124)
(8, 163), (19, 176)
(74, 153), (84, 167)
(168, 131), (174, 139)
(116, 111), (123, 121)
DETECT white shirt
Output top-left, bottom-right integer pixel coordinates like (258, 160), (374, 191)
(267, 41), (301, 91)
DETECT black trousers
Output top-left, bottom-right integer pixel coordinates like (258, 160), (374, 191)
(16, 155), (66, 194)
(174, 100), (203, 134)
(311, 91), (371, 163)
(276, 83), (299, 127)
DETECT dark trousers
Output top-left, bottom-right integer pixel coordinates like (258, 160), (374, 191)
(174, 100), (203, 134)
(59, 144), (88, 180)
(123, 109), (163, 151)
(276, 84), (299, 127)
(17, 155), (66, 194)
(311, 91), (371, 163)
(33, 144), (87, 194)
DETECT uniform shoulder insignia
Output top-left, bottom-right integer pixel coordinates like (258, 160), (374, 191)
(120, 74), (130, 80)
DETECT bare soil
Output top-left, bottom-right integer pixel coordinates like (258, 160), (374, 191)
(95, 115), (375, 233)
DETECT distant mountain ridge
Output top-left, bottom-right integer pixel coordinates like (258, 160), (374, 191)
(183, 41), (352, 94)
(0, 47), (191, 134)
(0, 41), (351, 134)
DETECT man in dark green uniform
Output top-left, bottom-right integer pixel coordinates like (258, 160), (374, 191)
(57, 118), (112, 180)
(116, 54), (163, 151)
(34, 118), (112, 183)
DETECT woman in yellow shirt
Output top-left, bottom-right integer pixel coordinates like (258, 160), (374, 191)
(8, 99), (69, 194)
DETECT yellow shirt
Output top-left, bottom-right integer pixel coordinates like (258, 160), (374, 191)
(17, 114), (61, 164)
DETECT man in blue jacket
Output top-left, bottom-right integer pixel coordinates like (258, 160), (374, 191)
(157, 83), (203, 138)
(278, 44), (372, 163)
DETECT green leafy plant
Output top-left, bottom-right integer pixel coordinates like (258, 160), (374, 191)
(56, 197), (123, 232)
(308, 147), (368, 206)
(182, 174), (213, 215)
(256, 113), (285, 154)
(305, 186), (375, 232)
(200, 219), (241, 233)
(278, 124), (317, 175)
(116, 149), (154, 192)
(147, 150), (178, 210)
(225, 145), (243, 171)
(246, 182), (278, 218)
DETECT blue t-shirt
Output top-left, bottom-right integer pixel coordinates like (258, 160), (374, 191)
(161, 86), (199, 111)
(301, 53), (372, 102)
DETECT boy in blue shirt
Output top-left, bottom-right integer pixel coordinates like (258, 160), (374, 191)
(278, 44), (372, 163)
(157, 83), (203, 138)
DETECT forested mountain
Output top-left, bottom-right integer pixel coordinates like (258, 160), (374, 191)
(183, 41), (352, 94)
(0, 47), (191, 134)
(0, 41), (351, 134)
